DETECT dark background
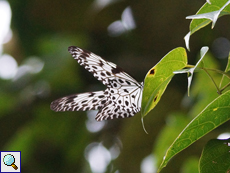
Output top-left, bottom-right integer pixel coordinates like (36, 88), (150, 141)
(1, 0), (230, 172)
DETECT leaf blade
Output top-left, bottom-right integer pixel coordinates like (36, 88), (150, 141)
(158, 90), (230, 172)
(141, 47), (187, 117)
(199, 138), (230, 173)
(188, 0), (230, 34)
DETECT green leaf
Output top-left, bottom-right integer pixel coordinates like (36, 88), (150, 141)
(199, 138), (230, 173)
(224, 52), (230, 73)
(158, 90), (230, 172)
(189, 0), (230, 34)
(189, 52), (221, 117)
(184, 0), (230, 50)
(219, 52), (230, 89)
(186, 1), (230, 29)
(141, 47), (187, 117)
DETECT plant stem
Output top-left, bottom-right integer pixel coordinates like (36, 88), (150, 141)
(202, 68), (222, 95)
(220, 82), (230, 93)
(203, 68), (230, 79)
(183, 65), (230, 94)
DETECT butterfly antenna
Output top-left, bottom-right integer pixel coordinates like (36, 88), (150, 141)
(141, 117), (148, 134)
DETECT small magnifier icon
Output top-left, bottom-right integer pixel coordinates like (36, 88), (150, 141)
(3, 154), (18, 170)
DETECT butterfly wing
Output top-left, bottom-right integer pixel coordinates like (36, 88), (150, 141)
(51, 46), (143, 121)
(50, 91), (108, 112)
(95, 85), (143, 121)
(68, 46), (141, 88)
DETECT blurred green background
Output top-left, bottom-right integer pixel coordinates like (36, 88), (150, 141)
(1, 0), (230, 172)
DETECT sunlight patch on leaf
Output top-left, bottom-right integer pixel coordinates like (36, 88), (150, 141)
(184, 32), (191, 51)
(174, 46), (209, 96)
(186, 0), (230, 28)
(206, 0), (211, 4)
(184, 0), (230, 48)
(188, 0), (230, 33)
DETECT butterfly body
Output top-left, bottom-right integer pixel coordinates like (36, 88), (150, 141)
(51, 46), (143, 121)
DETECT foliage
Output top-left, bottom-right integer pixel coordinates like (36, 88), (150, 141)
(1, 0), (230, 172)
(141, 0), (230, 172)
(142, 47), (187, 117)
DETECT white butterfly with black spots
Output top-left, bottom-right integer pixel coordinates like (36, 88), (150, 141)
(50, 46), (143, 121)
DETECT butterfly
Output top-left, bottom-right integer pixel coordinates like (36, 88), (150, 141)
(50, 46), (143, 121)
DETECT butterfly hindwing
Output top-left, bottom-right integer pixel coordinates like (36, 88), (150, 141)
(95, 87), (142, 121)
(51, 46), (143, 121)
(51, 91), (108, 112)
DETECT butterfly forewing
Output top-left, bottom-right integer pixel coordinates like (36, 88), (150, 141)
(51, 46), (143, 121)
(68, 46), (140, 87)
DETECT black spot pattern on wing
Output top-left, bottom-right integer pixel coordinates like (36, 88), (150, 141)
(51, 91), (108, 112)
(51, 46), (143, 121)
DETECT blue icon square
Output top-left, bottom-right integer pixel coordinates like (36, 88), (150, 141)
(0, 151), (21, 173)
